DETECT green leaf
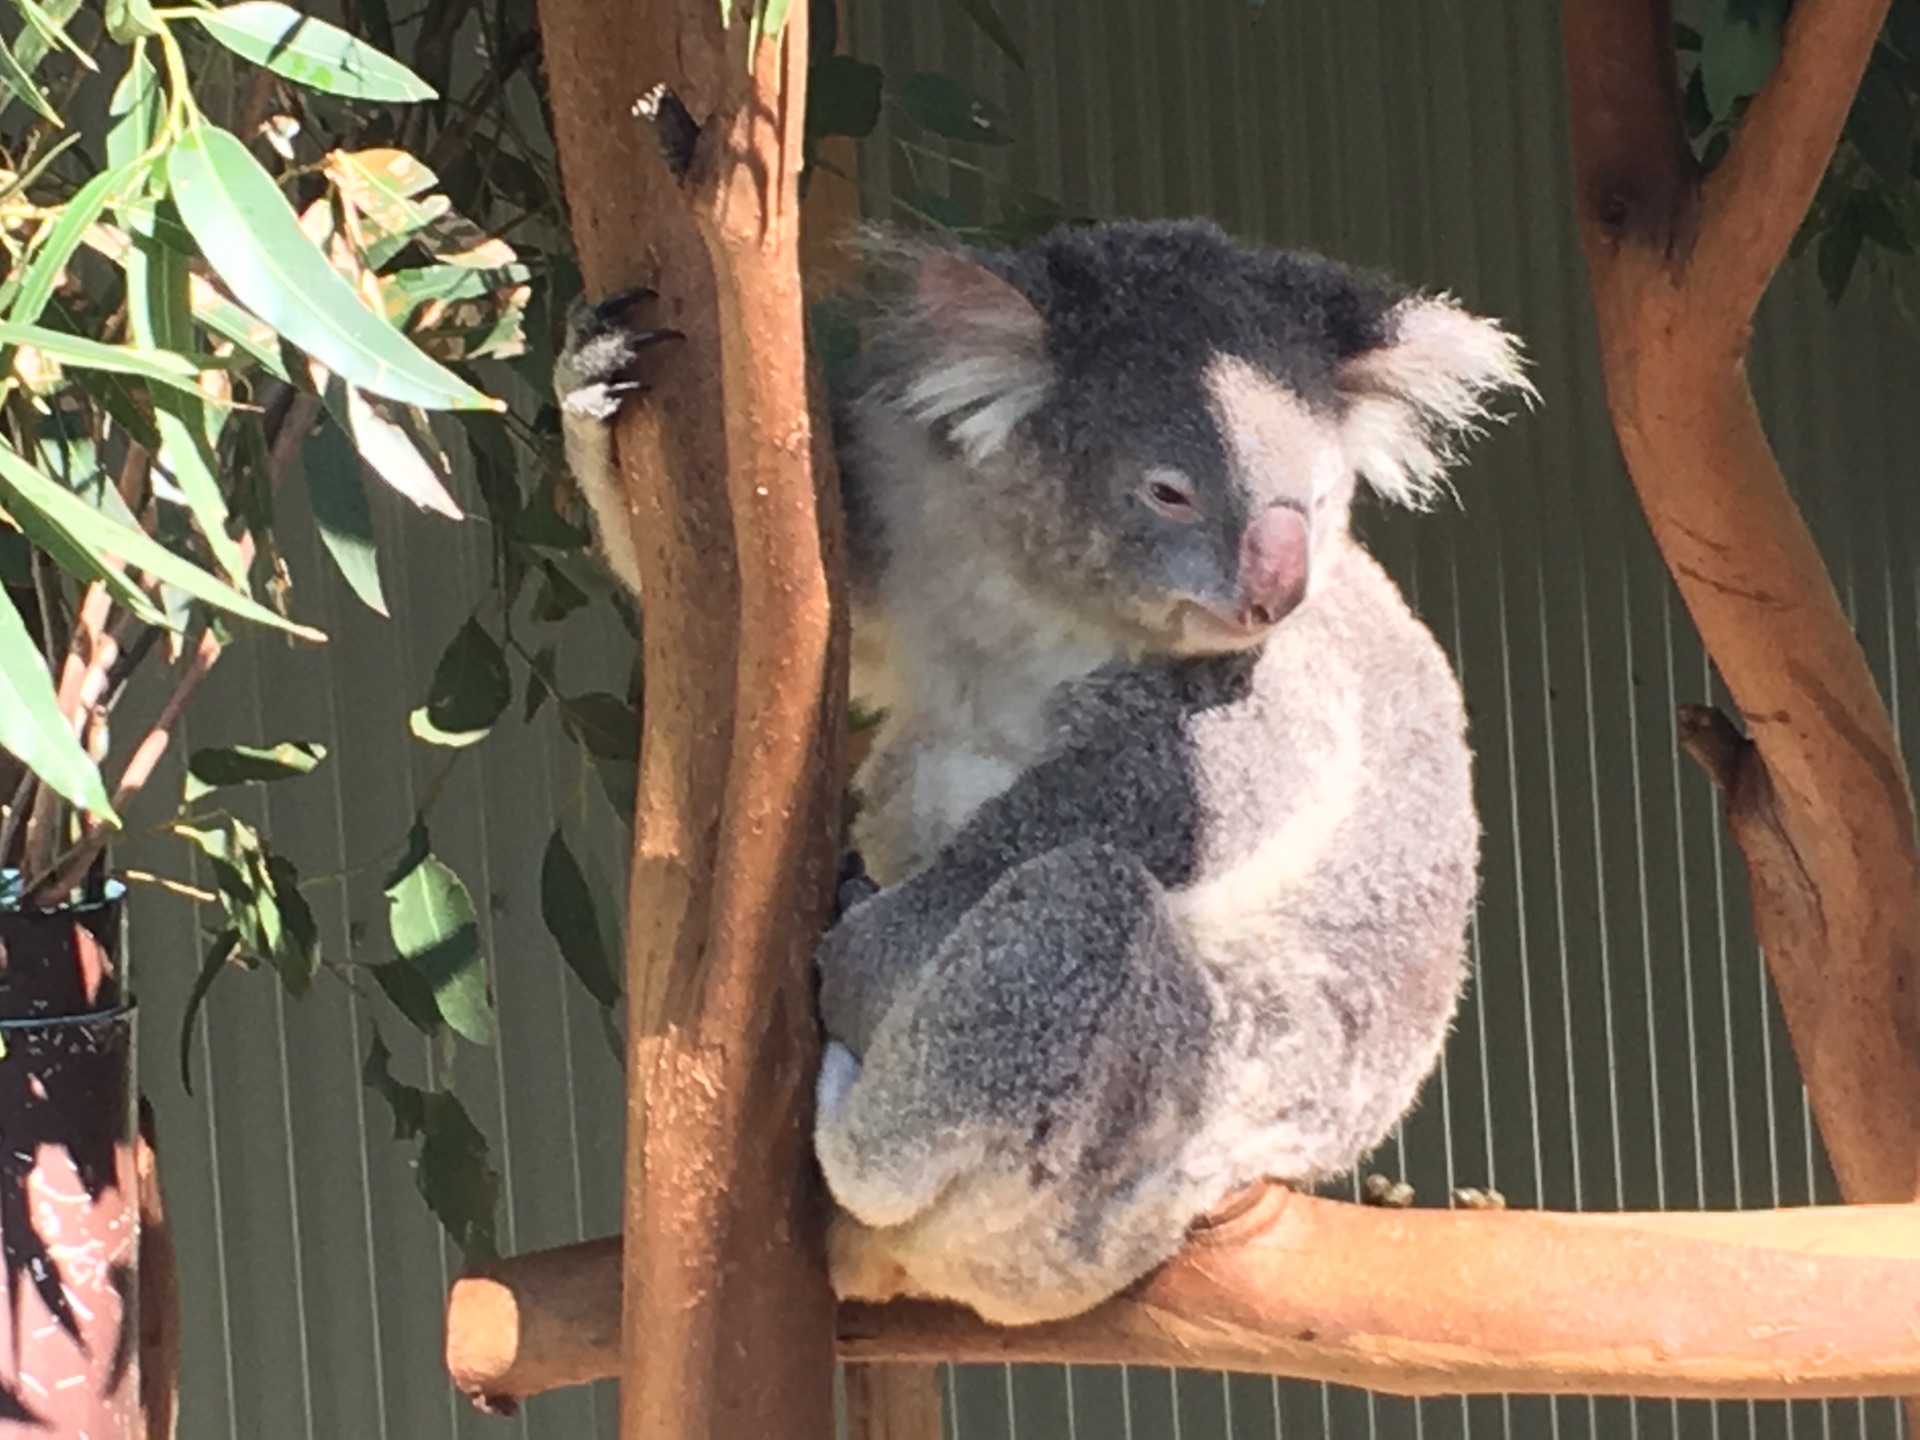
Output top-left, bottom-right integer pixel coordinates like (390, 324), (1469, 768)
(1857, 189), (1914, 254)
(11, 0), (91, 74)
(0, 440), (326, 639)
(540, 831), (620, 1007)
(1697, 0), (1785, 119)
(0, 321), (214, 394)
(898, 71), (1015, 146)
(317, 380), (462, 519)
(166, 123), (496, 412)
(176, 819), (319, 993)
(0, 583), (115, 819)
(369, 958), (443, 1034)
(947, 0), (1025, 68)
(808, 56), (883, 140)
(106, 48), (159, 169)
(417, 1090), (499, 1262)
(183, 740), (326, 801)
(9, 163), (147, 331)
(558, 692), (639, 761)
(1818, 202), (1866, 301)
(103, 0), (162, 42)
(1845, 53), (1915, 188)
(195, 2), (437, 102)
(0, 32), (59, 122)
(362, 1028), (425, 1136)
(178, 927), (241, 1093)
(299, 421), (388, 615)
(385, 843), (494, 1044)
(412, 618), (509, 746)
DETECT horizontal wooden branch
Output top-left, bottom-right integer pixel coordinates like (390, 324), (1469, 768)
(447, 1186), (1920, 1409)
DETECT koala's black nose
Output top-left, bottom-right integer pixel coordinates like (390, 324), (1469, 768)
(1237, 504), (1310, 628)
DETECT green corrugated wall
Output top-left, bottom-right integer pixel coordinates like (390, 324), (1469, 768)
(118, 1), (1916, 1436)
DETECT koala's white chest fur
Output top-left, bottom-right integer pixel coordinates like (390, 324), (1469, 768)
(854, 548), (1119, 884)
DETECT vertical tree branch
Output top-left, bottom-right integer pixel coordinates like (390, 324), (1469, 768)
(532, 2), (844, 1437)
(1563, 0), (1920, 1217)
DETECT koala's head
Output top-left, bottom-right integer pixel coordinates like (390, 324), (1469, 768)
(858, 220), (1531, 655)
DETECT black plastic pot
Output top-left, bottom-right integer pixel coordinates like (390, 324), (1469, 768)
(0, 880), (139, 1437)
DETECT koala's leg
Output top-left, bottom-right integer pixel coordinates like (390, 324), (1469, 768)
(815, 841), (1214, 1315)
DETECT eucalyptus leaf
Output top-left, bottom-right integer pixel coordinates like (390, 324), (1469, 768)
(417, 1090), (499, 1262)
(899, 71), (1015, 146)
(1697, 0), (1785, 119)
(196, 2), (437, 102)
(300, 420), (389, 615)
(103, 0), (161, 42)
(9, 163), (147, 330)
(0, 32), (59, 122)
(167, 123), (496, 412)
(0, 321), (213, 394)
(0, 584), (115, 819)
(540, 831), (620, 1007)
(385, 845), (495, 1044)
(184, 740), (326, 801)
(808, 56), (883, 140)
(1818, 201), (1866, 301)
(369, 958), (443, 1034)
(416, 618), (509, 743)
(0, 439), (325, 640)
(178, 928), (241, 1093)
(947, 0), (1025, 68)
(1845, 53), (1915, 189)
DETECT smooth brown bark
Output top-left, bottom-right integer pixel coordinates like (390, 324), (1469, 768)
(533, 2), (843, 1437)
(447, 1189), (1920, 1405)
(1563, 0), (1920, 1209)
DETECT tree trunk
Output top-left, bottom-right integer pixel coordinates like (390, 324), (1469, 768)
(1562, 4), (1920, 1422)
(1562, 0), (1920, 1203)
(532, 3), (845, 1438)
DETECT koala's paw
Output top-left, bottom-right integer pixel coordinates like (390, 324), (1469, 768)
(556, 289), (684, 422)
(834, 850), (880, 920)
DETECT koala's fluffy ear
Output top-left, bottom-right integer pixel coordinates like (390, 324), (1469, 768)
(896, 250), (1054, 465)
(1336, 296), (1532, 508)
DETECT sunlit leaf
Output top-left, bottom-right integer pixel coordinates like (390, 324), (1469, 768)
(11, 0), (92, 73)
(411, 618), (509, 746)
(8, 162), (147, 330)
(0, 321), (213, 394)
(0, 584), (115, 820)
(385, 839), (495, 1044)
(167, 122), (496, 412)
(0, 439), (325, 639)
(175, 818), (319, 993)
(196, 2), (437, 102)
(102, 0), (161, 42)
(317, 375), (462, 518)
(540, 830), (620, 1007)
(183, 740), (326, 801)
(0, 32), (59, 122)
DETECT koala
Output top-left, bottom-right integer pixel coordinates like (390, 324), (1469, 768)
(554, 220), (1529, 1328)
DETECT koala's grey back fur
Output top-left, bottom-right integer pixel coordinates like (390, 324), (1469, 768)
(817, 536), (1477, 1323)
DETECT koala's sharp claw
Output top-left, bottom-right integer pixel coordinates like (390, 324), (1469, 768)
(626, 326), (686, 351)
(1361, 1173), (1415, 1208)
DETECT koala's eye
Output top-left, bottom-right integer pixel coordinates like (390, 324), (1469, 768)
(1142, 473), (1201, 521)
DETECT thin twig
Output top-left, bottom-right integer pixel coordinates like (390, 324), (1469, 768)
(31, 629), (224, 904)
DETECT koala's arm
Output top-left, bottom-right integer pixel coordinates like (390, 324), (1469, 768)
(552, 291), (684, 598)
(817, 704), (1200, 1055)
